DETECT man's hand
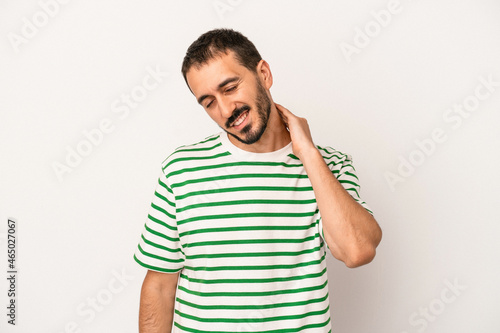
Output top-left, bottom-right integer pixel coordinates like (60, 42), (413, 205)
(275, 103), (318, 160)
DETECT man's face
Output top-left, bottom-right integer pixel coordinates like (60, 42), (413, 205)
(186, 52), (272, 145)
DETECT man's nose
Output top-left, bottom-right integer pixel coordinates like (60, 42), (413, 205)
(218, 98), (234, 119)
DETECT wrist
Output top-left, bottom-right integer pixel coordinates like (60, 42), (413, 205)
(296, 145), (321, 163)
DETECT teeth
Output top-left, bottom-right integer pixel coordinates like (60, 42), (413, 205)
(233, 112), (248, 127)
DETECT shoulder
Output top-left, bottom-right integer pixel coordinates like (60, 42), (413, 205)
(160, 133), (224, 174)
(316, 144), (352, 166)
(316, 145), (360, 181)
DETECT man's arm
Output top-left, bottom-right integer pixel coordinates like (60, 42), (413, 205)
(139, 270), (180, 332)
(276, 104), (382, 268)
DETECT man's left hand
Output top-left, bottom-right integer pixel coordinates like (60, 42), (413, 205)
(275, 103), (318, 160)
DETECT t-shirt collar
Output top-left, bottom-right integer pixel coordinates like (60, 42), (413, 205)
(219, 131), (293, 162)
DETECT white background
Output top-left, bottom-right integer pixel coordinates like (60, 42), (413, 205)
(1, 0), (499, 332)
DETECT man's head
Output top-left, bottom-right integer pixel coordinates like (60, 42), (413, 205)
(181, 28), (262, 84)
(182, 29), (275, 146)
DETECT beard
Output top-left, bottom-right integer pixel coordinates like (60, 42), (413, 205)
(225, 79), (272, 145)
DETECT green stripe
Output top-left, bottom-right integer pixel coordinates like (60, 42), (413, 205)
(343, 170), (359, 180)
(177, 198), (316, 213)
(158, 179), (173, 193)
(133, 254), (182, 273)
(141, 234), (182, 253)
(171, 173), (309, 189)
(144, 224), (179, 242)
(184, 233), (320, 249)
(137, 244), (184, 263)
(179, 266), (326, 284)
(174, 317), (330, 333)
(176, 186), (313, 200)
(150, 204), (176, 224)
(174, 305), (329, 323)
(183, 251), (326, 271)
(148, 212), (176, 229)
(178, 210), (318, 225)
(345, 187), (361, 198)
(184, 248), (323, 260)
(323, 152), (347, 162)
(177, 280), (327, 297)
(176, 292), (328, 310)
(185, 246), (322, 260)
(318, 146), (348, 159)
(339, 179), (359, 187)
(179, 220), (318, 237)
(154, 191), (175, 207)
(339, 163), (355, 171)
(174, 142), (222, 154)
(164, 152), (231, 171)
(177, 134), (220, 149)
(162, 135), (221, 164)
(328, 166), (340, 175)
(167, 160), (303, 178)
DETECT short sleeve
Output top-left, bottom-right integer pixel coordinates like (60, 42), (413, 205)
(133, 170), (185, 273)
(335, 154), (373, 215)
(317, 149), (373, 247)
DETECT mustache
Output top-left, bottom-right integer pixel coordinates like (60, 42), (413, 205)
(225, 105), (250, 128)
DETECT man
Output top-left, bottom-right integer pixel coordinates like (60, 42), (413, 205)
(134, 28), (382, 332)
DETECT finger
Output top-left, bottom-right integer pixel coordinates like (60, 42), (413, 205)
(276, 104), (300, 125)
(275, 103), (290, 116)
(275, 103), (289, 126)
(277, 103), (299, 116)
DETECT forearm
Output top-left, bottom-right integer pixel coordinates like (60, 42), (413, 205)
(301, 148), (382, 267)
(139, 271), (179, 333)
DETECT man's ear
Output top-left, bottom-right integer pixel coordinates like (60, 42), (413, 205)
(256, 59), (273, 90)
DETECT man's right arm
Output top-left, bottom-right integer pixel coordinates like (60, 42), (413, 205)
(139, 270), (180, 333)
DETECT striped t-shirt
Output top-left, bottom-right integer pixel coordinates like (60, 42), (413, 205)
(134, 132), (372, 332)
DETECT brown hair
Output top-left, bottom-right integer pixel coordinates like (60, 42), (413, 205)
(181, 28), (262, 85)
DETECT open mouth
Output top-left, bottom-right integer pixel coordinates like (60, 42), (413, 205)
(231, 110), (249, 127)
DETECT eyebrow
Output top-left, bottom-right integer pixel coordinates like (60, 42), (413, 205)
(197, 76), (240, 105)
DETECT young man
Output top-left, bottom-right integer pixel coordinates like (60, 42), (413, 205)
(134, 28), (382, 332)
